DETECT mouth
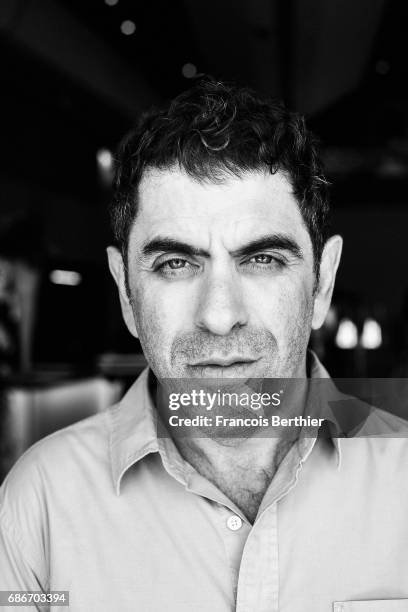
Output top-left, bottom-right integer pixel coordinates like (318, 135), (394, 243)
(190, 356), (258, 367)
(186, 356), (261, 377)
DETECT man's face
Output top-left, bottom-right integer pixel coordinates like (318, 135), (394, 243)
(109, 168), (335, 379)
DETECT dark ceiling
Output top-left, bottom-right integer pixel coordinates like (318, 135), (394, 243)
(1, 0), (408, 206)
(60, 0), (204, 101)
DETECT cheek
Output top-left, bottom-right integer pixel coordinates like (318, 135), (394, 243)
(245, 277), (314, 335)
(131, 281), (190, 351)
(132, 285), (163, 341)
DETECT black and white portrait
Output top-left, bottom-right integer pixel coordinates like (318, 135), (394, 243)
(1, 1), (408, 610)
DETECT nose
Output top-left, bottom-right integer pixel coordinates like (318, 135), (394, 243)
(195, 268), (248, 335)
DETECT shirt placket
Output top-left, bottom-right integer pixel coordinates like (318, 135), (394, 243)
(236, 503), (278, 612)
(235, 437), (315, 612)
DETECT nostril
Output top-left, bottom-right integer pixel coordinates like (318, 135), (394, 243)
(196, 305), (248, 336)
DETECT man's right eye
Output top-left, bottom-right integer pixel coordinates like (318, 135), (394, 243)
(155, 258), (198, 278)
(162, 258), (188, 270)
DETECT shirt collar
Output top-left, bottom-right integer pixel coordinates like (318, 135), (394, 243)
(109, 369), (157, 495)
(109, 368), (193, 495)
(300, 351), (342, 468)
(306, 351), (381, 467)
(109, 352), (342, 494)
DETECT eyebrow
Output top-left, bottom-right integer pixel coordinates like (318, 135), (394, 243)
(232, 235), (303, 259)
(142, 238), (209, 258)
(141, 234), (303, 260)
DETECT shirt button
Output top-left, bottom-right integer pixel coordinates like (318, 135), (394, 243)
(227, 515), (242, 531)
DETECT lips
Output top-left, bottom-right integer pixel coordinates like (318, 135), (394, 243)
(184, 357), (262, 380)
(189, 356), (257, 367)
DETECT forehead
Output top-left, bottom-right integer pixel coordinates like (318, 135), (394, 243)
(130, 168), (311, 250)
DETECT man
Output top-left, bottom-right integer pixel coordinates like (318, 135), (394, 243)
(1, 78), (408, 611)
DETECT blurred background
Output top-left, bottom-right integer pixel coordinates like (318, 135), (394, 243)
(1, 0), (408, 477)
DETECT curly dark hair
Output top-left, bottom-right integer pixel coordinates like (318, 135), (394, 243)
(110, 77), (330, 280)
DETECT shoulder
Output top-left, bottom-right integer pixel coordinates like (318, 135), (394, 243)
(0, 408), (115, 521)
(0, 410), (114, 583)
(357, 405), (408, 437)
(370, 406), (408, 432)
(338, 409), (408, 479)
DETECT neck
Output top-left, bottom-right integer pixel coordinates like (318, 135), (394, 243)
(173, 434), (298, 523)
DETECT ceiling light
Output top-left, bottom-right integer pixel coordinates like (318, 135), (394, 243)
(96, 148), (113, 170)
(50, 270), (82, 286)
(360, 318), (382, 350)
(120, 20), (136, 35)
(105, 0), (119, 6)
(335, 318), (358, 349)
(182, 63), (197, 78)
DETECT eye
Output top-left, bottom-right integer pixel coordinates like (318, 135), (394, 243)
(163, 258), (188, 270)
(154, 257), (199, 278)
(243, 253), (286, 272)
(250, 254), (273, 265)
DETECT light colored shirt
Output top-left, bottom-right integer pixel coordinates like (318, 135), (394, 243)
(1, 356), (408, 612)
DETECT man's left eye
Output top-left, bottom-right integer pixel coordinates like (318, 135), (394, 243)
(250, 254), (273, 264)
(243, 254), (286, 271)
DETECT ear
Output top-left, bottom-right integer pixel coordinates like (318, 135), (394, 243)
(106, 246), (138, 338)
(312, 235), (343, 330)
